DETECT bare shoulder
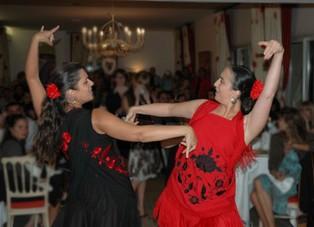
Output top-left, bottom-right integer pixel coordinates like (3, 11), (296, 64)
(91, 107), (111, 134)
(183, 99), (208, 114)
(190, 99), (208, 106)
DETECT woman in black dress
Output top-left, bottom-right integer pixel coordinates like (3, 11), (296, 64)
(25, 26), (197, 227)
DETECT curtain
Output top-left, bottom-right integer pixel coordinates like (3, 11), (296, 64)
(214, 12), (231, 76)
(175, 30), (183, 71)
(182, 25), (192, 71)
(281, 5), (292, 91)
(264, 7), (282, 41)
(0, 27), (10, 85)
(175, 24), (195, 73)
(251, 6), (266, 81)
(251, 6), (284, 83)
(187, 25), (195, 73)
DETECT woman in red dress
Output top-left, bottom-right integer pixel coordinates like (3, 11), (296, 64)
(126, 40), (284, 227)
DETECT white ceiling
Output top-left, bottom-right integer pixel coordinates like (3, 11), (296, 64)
(0, 3), (230, 30)
(0, 1), (312, 30)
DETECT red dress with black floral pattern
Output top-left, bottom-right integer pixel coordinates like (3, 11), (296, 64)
(153, 100), (253, 227)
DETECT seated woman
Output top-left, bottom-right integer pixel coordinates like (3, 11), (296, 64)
(0, 114), (28, 159)
(251, 108), (303, 227)
(0, 114), (30, 226)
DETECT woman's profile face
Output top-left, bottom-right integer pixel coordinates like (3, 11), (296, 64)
(71, 69), (94, 104)
(9, 118), (28, 141)
(213, 67), (237, 104)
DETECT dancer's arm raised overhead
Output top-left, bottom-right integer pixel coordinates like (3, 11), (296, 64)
(25, 26), (59, 117)
(244, 40), (284, 144)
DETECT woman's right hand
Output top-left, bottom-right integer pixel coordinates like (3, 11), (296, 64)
(181, 126), (197, 158)
(258, 40), (284, 60)
(125, 106), (139, 123)
(33, 25), (60, 46)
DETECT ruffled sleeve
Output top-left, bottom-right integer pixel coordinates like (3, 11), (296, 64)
(238, 144), (256, 169)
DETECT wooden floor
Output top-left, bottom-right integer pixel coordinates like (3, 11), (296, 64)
(8, 176), (306, 227)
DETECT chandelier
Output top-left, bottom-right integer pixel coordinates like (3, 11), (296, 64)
(81, 15), (145, 57)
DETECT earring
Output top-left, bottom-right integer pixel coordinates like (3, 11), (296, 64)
(231, 97), (237, 104)
(68, 98), (77, 106)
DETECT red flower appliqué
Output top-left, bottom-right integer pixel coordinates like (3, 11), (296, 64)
(250, 80), (264, 100)
(46, 83), (61, 99)
(91, 145), (128, 176)
(61, 132), (72, 158)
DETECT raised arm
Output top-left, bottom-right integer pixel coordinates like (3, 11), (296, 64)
(92, 107), (197, 157)
(245, 40), (284, 144)
(25, 26), (59, 117)
(126, 99), (207, 122)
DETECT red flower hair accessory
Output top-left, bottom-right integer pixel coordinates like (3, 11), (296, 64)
(250, 80), (264, 100)
(46, 83), (61, 99)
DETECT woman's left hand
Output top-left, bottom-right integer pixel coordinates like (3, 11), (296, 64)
(125, 106), (139, 123)
(122, 116), (139, 125)
(34, 25), (60, 46)
(181, 126), (197, 158)
(258, 40), (284, 60)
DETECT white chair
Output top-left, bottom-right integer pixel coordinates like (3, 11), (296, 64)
(258, 195), (304, 227)
(1, 156), (49, 227)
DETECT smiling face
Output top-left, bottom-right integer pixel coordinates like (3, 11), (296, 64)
(213, 67), (240, 105)
(67, 69), (94, 105)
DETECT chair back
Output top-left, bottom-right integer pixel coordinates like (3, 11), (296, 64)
(1, 156), (48, 210)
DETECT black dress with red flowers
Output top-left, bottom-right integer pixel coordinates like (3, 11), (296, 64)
(52, 108), (140, 227)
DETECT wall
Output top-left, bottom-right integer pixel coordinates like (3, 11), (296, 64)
(6, 26), (70, 80)
(194, 14), (217, 79)
(226, 6), (314, 45)
(292, 7), (314, 39)
(6, 27), (175, 80)
(117, 30), (175, 75)
(193, 6), (314, 82)
(194, 10), (251, 80)
(228, 7), (251, 47)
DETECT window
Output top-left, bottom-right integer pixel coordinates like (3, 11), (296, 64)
(287, 38), (314, 106)
(232, 46), (251, 67)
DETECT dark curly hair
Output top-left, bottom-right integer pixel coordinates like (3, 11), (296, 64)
(33, 63), (83, 164)
(231, 65), (257, 114)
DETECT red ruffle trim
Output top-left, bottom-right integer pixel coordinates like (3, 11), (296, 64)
(154, 192), (243, 227)
(237, 145), (256, 170)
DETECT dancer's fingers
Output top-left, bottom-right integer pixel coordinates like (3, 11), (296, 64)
(50, 25), (60, 34)
(258, 41), (268, 47)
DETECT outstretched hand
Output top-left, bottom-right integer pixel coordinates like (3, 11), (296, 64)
(181, 126), (197, 158)
(34, 25), (60, 46)
(125, 107), (138, 123)
(258, 40), (284, 60)
(122, 116), (139, 125)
